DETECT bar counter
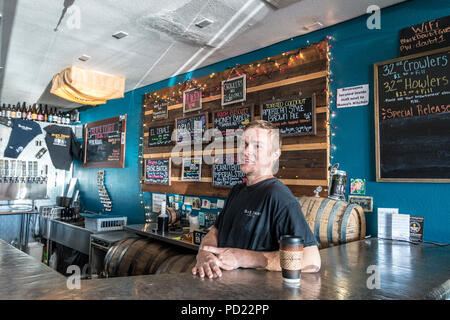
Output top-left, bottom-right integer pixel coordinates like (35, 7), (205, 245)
(1, 237), (449, 300)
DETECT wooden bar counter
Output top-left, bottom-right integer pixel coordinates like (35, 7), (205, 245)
(0, 237), (449, 300)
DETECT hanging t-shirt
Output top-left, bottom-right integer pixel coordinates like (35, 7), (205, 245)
(44, 125), (82, 170)
(4, 119), (42, 158)
(214, 177), (318, 251)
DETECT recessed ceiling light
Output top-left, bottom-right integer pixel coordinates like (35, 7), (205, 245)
(78, 55), (91, 62)
(303, 21), (324, 31)
(112, 31), (129, 39)
(195, 18), (214, 28)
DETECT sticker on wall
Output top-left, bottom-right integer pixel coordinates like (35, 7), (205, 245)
(350, 178), (366, 195)
(348, 195), (373, 212)
(336, 84), (369, 108)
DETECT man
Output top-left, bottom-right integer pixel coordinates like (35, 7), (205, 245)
(192, 120), (321, 279)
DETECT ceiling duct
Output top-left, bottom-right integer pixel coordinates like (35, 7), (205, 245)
(262, 0), (303, 9)
(50, 66), (125, 105)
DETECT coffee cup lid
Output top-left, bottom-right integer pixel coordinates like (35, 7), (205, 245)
(279, 235), (304, 244)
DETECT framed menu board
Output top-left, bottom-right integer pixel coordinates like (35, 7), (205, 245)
(183, 87), (202, 113)
(374, 46), (450, 182)
(212, 155), (246, 188)
(144, 158), (171, 185)
(151, 101), (169, 121)
(222, 75), (246, 106)
(83, 115), (126, 168)
(175, 112), (209, 145)
(212, 105), (253, 140)
(181, 157), (202, 182)
(261, 95), (316, 136)
(148, 124), (174, 147)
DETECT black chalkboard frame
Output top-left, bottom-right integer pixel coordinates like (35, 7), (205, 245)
(211, 105), (254, 141)
(174, 112), (210, 145)
(259, 94), (317, 137)
(183, 86), (203, 113)
(211, 155), (246, 189)
(144, 157), (171, 185)
(374, 46), (450, 183)
(221, 74), (247, 106)
(83, 115), (127, 168)
(147, 123), (174, 148)
(181, 157), (202, 182)
(151, 101), (169, 121)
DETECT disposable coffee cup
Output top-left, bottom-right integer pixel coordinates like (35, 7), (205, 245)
(280, 235), (304, 285)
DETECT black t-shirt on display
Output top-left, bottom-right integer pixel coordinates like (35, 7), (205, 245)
(44, 125), (82, 171)
(214, 177), (318, 251)
(4, 119), (42, 158)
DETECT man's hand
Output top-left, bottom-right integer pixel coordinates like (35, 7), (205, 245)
(202, 246), (240, 270)
(192, 249), (228, 278)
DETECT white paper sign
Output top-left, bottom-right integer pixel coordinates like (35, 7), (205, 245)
(377, 208), (399, 239)
(336, 84), (369, 108)
(392, 214), (410, 241)
(217, 199), (225, 209)
(152, 193), (166, 213)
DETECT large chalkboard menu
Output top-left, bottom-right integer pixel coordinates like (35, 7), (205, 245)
(261, 95), (316, 136)
(399, 15), (450, 57)
(148, 124), (173, 147)
(83, 115), (126, 168)
(222, 75), (246, 106)
(175, 113), (209, 144)
(145, 158), (171, 185)
(212, 106), (253, 140)
(212, 155), (246, 188)
(374, 47), (450, 182)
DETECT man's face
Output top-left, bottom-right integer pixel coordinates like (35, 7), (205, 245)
(238, 127), (279, 176)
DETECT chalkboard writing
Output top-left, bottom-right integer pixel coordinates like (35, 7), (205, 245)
(181, 157), (202, 182)
(84, 115), (126, 168)
(374, 47), (450, 182)
(151, 101), (168, 121)
(183, 87), (202, 113)
(213, 106), (253, 140)
(261, 96), (316, 136)
(212, 155), (246, 188)
(175, 113), (208, 144)
(148, 124), (173, 147)
(222, 75), (246, 106)
(399, 15), (450, 57)
(145, 158), (171, 185)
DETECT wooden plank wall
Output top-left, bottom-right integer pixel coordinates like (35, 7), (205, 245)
(142, 40), (330, 198)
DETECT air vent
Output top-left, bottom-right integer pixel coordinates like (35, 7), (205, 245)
(195, 18), (214, 28)
(263, 0), (302, 9)
(78, 55), (91, 62)
(112, 31), (129, 39)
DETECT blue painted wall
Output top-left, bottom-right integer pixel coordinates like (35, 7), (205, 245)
(75, 0), (449, 242)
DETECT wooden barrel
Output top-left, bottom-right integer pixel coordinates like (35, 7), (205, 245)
(166, 207), (180, 226)
(155, 254), (197, 274)
(298, 196), (366, 249)
(104, 238), (180, 277)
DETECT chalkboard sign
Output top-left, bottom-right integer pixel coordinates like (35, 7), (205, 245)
(181, 157), (202, 182)
(399, 15), (450, 57)
(151, 101), (169, 121)
(175, 113), (209, 145)
(148, 124), (174, 147)
(374, 46), (450, 182)
(212, 106), (253, 140)
(183, 87), (202, 113)
(212, 155), (246, 188)
(145, 158), (171, 185)
(261, 95), (316, 136)
(83, 115), (126, 168)
(222, 75), (246, 106)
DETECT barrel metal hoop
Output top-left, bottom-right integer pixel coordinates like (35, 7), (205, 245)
(340, 204), (358, 244)
(179, 256), (196, 273)
(113, 238), (140, 276)
(150, 247), (178, 274)
(103, 240), (123, 277)
(143, 244), (168, 274)
(314, 198), (331, 243)
(159, 254), (185, 274)
(327, 201), (345, 244)
(127, 238), (150, 276)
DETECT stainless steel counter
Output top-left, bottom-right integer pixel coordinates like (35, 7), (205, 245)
(1, 237), (449, 300)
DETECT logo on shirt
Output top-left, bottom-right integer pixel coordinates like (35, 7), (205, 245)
(18, 124), (33, 131)
(243, 209), (261, 218)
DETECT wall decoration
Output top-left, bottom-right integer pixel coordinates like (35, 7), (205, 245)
(181, 157), (202, 182)
(212, 105), (253, 140)
(336, 84), (369, 108)
(175, 113), (209, 145)
(151, 101), (169, 121)
(374, 46), (450, 182)
(350, 178), (366, 195)
(148, 124), (174, 147)
(183, 86), (202, 113)
(144, 158), (171, 185)
(97, 170), (112, 212)
(222, 74), (246, 106)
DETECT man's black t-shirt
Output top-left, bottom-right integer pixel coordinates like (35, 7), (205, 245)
(214, 178), (318, 251)
(44, 125), (82, 171)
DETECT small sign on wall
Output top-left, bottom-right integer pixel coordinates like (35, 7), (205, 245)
(183, 87), (202, 113)
(336, 84), (369, 108)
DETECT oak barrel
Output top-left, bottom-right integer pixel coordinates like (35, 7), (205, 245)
(104, 238), (180, 277)
(298, 196), (366, 248)
(155, 254), (197, 274)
